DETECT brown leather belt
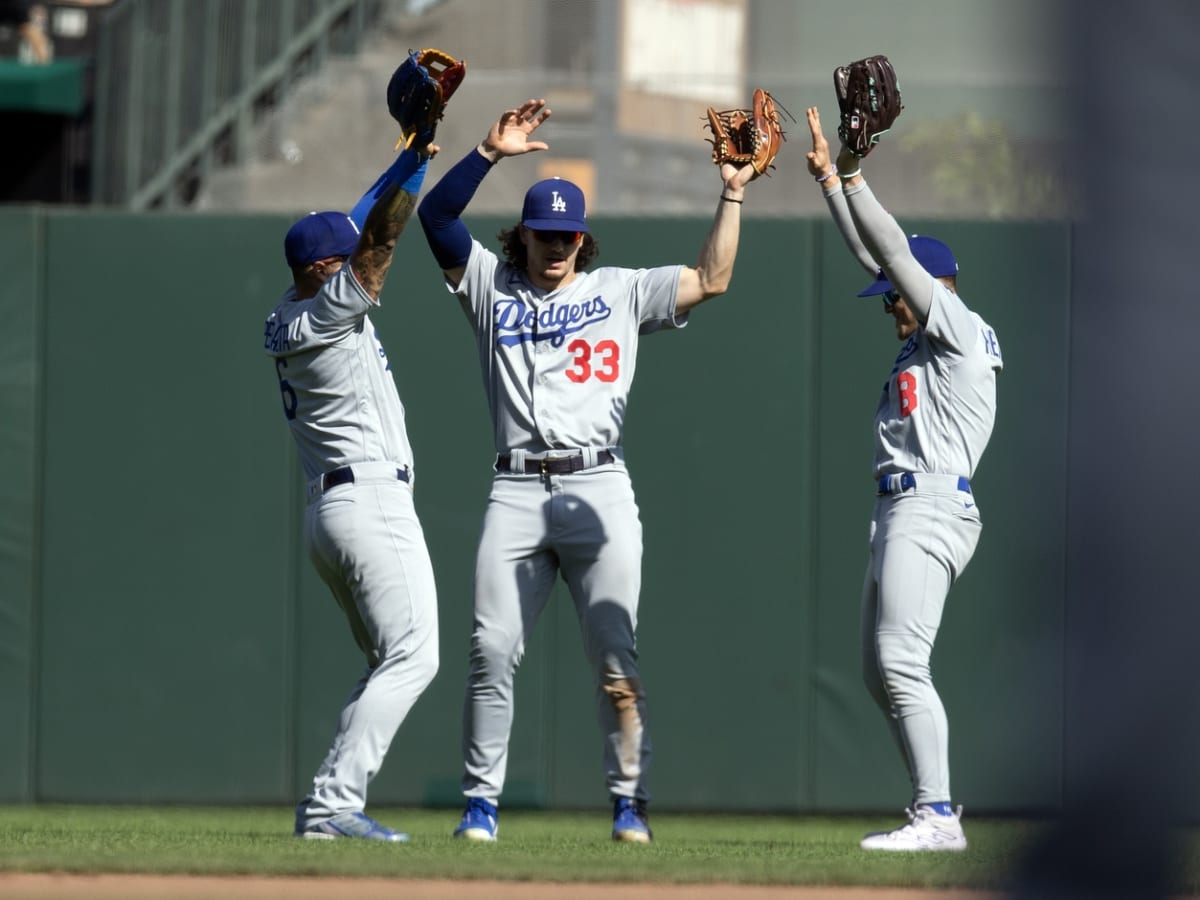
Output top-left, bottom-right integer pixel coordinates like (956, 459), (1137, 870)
(495, 450), (615, 475)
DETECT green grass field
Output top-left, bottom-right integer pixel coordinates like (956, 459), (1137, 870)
(0, 805), (1197, 895)
(0, 805), (1038, 890)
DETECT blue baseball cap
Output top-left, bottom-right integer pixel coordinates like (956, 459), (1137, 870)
(284, 211), (361, 268)
(521, 178), (589, 232)
(857, 235), (959, 297)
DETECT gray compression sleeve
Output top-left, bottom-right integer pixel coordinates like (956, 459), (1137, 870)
(822, 182), (879, 275)
(843, 180), (936, 323)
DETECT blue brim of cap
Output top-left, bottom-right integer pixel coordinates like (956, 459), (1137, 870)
(523, 218), (589, 233)
(857, 273), (894, 297)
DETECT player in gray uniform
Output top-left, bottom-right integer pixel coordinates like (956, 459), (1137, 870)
(263, 137), (440, 841)
(417, 98), (759, 843)
(805, 106), (1003, 851)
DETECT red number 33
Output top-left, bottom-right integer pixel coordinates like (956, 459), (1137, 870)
(896, 369), (918, 417)
(566, 339), (620, 383)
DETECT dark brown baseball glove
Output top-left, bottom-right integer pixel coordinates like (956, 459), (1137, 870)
(834, 55), (903, 158)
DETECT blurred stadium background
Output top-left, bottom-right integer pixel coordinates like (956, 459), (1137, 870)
(2, 0), (1066, 219)
(0, 0), (1084, 819)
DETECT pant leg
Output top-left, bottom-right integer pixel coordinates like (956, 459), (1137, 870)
(461, 475), (559, 800)
(868, 492), (981, 805)
(860, 558), (916, 781)
(297, 480), (439, 826)
(553, 469), (650, 801)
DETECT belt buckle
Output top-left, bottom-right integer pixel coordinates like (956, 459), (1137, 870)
(539, 457), (551, 476)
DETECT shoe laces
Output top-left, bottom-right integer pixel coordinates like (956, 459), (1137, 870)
(906, 804), (963, 828)
(888, 806), (919, 834)
(465, 797), (496, 822)
(613, 797), (649, 824)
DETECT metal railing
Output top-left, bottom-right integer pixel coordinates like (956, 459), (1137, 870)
(91, 0), (381, 208)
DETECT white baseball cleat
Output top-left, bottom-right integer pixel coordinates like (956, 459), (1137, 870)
(859, 805), (967, 852)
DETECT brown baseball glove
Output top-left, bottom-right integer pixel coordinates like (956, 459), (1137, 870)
(704, 88), (789, 177)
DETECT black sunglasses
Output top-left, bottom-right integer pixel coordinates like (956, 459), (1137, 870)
(883, 290), (901, 308)
(529, 229), (583, 245)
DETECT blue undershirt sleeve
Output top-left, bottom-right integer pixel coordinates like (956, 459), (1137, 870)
(417, 148), (495, 270)
(348, 149), (428, 229)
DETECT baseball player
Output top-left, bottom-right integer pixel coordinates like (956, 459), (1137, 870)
(415, 98), (758, 843)
(805, 106), (1003, 851)
(263, 134), (440, 841)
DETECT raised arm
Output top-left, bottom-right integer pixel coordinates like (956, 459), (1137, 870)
(675, 161), (757, 313)
(835, 144), (936, 323)
(806, 106), (878, 276)
(349, 148), (429, 230)
(419, 99), (552, 289)
(350, 146), (434, 301)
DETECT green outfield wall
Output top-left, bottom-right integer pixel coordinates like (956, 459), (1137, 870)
(0, 207), (1068, 814)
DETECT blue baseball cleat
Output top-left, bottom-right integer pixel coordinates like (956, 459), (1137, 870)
(611, 796), (652, 843)
(296, 810), (409, 842)
(453, 797), (498, 841)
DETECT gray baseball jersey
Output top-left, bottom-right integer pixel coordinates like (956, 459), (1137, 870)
(865, 268), (1002, 806)
(874, 282), (1003, 479)
(826, 177), (1002, 815)
(447, 238), (684, 805)
(264, 267), (415, 480)
(455, 238), (685, 452)
(264, 264), (438, 832)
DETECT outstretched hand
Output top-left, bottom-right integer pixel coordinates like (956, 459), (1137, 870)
(481, 99), (552, 160)
(805, 107), (833, 178)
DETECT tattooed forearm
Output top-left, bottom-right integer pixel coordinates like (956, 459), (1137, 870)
(351, 182), (418, 299)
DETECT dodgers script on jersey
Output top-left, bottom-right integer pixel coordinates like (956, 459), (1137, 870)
(263, 267), (415, 480)
(874, 282), (1003, 479)
(450, 239), (686, 452)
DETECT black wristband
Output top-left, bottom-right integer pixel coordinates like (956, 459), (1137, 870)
(721, 195), (743, 204)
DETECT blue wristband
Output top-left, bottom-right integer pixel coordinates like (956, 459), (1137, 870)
(399, 157), (428, 195)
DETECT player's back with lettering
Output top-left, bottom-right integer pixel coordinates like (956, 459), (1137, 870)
(264, 273), (414, 481)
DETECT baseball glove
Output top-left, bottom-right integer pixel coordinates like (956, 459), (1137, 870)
(834, 55), (903, 158)
(387, 47), (466, 152)
(704, 88), (789, 177)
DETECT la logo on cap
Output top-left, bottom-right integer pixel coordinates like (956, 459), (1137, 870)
(521, 178), (590, 233)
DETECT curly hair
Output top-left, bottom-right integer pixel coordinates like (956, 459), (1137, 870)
(498, 225), (600, 272)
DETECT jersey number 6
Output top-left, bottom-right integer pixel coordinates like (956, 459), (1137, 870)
(275, 358), (298, 421)
(566, 339), (620, 383)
